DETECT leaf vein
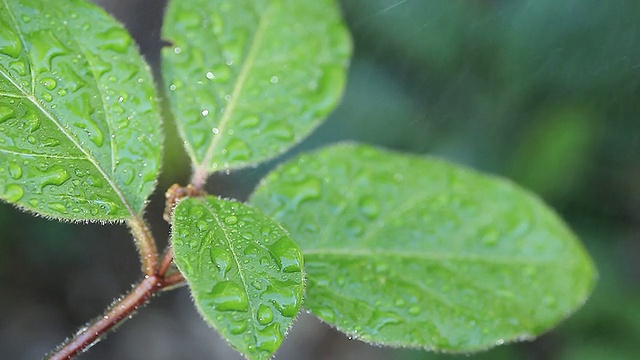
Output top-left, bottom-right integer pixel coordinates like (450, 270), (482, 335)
(196, 5), (272, 171)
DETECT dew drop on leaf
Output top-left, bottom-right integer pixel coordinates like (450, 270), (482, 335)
(47, 202), (67, 214)
(8, 163), (22, 180)
(3, 184), (24, 202)
(359, 195), (380, 219)
(210, 248), (232, 278)
(229, 318), (248, 335)
(263, 285), (299, 317)
(0, 106), (15, 123)
(39, 165), (70, 190)
(210, 281), (249, 312)
(40, 77), (57, 90)
(269, 238), (302, 273)
(257, 304), (274, 325)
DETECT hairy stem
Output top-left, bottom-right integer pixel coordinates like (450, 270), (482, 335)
(158, 247), (174, 277)
(46, 275), (168, 360)
(126, 217), (159, 276)
(190, 167), (208, 191)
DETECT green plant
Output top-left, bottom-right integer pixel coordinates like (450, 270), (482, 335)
(0, 0), (596, 359)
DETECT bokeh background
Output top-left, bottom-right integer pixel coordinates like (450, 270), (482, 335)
(1, 0), (639, 359)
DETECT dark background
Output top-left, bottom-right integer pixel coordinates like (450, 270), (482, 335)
(1, 0), (639, 359)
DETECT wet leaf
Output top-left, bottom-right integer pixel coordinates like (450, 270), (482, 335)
(172, 196), (304, 360)
(250, 143), (596, 352)
(0, 0), (162, 221)
(161, 0), (351, 174)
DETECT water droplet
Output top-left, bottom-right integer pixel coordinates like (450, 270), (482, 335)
(243, 244), (260, 258)
(312, 306), (335, 323)
(24, 111), (40, 132)
(239, 115), (260, 129)
(42, 138), (60, 147)
(21, 15), (31, 23)
(408, 306), (420, 315)
(394, 297), (406, 307)
(0, 106), (15, 123)
(206, 71), (215, 80)
(310, 65), (345, 112)
(201, 109), (209, 117)
(257, 304), (274, 325)
(39, 165), (70, 190)
(9, 60), (27, 76)
(27, 135), (36, 144)
(370, 309), (403, 331)
(224, 215), (238, 225)
(292, 177), (321, 206)
(265, 122), (294, 141)
(74, 120), (105, 147)
(255, 323), (282, 353)
(224, 138), (251, 162)
(251, 279), (263, 290)
(269, 238), (302, 273)
(270, 76), (279, 84)
(229, 318), (247, 335)
(209, 281), (248, 312)
(210, 248), (232, 278)
(173, 46), (182, 54)
(263, 285), (300, 317)
(29, 30), (68, 71)
(48, 202), (67, 213)
(3, 184), (24, 202)
(359, 196), (380, 219)
(196, 220), (209, 231)
(0, 26), (22, 58)
(97, 28), (132, 53)
(40, 77), (57, 90)
(260, 225), (272, 238)
(86, 174), (104, 188)
(8, 163), (22, 180)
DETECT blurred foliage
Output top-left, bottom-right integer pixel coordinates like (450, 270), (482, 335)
(1, 0), (639, 359)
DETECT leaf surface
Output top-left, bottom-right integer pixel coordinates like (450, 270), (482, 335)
(0, 0), (161, 221)
(162, 0), (351, 174)
(249, 143), (596, 351)
(172, 196), (304, 360)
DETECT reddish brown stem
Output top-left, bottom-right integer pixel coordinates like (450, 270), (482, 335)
(126, 218), (159, 276)
(157, 247), (174, 278)
(46, 275), (168, 360)
(163, 272), (185, 288)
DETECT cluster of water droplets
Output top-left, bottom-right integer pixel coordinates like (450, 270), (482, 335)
(173, 197), (303, 357)
(0, 2), (162, 218)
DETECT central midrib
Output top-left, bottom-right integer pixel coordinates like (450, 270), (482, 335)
(196, 6), (272, 171)
(1, 0), (137, 218)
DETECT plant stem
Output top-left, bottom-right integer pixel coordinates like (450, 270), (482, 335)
(191, 167), (208, 191)
(46, 275), (167, 360)
(158, 247), (174, 277)
(126, 217), (159, 276)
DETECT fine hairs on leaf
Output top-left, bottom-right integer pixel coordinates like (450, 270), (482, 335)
(0, 0), (597, 359)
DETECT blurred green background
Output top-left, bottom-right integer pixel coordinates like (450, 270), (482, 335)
(1, 0), (639, 359)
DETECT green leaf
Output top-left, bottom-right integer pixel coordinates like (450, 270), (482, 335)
(249, 143), (597, 352)
(161, 0), (351, 175)
(0, 0), (161, 221)
(172, 196), (304, 360)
